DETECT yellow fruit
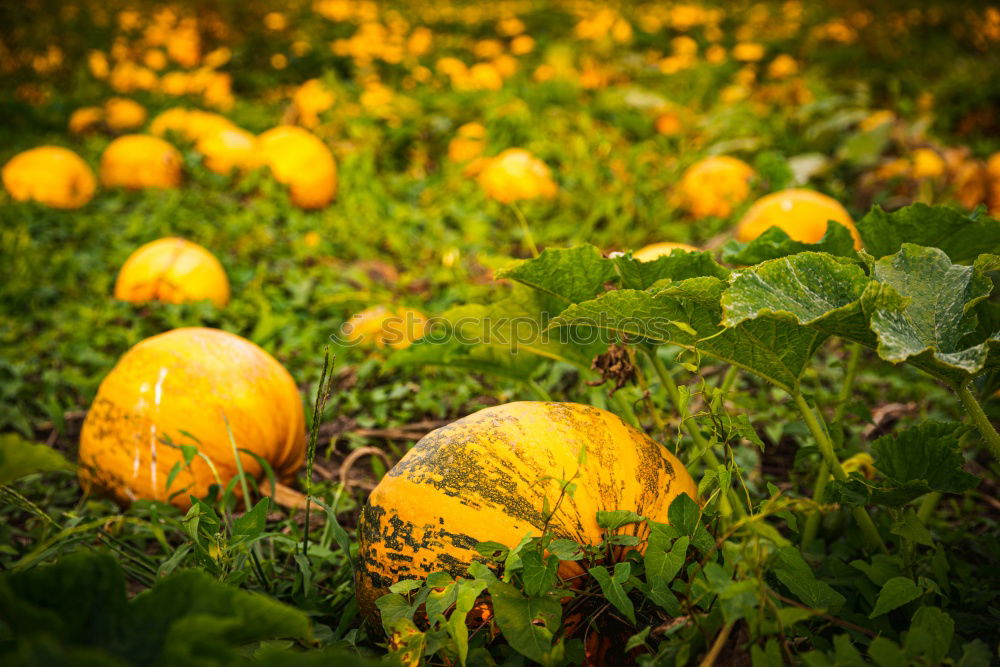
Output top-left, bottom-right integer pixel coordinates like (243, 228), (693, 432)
(79, 327), (305, 508)
(114, 237), (230, 307)
(100, 135), (182, 189)
(150, 107), (193, 137)
(447, 122), (487, 163)
(196, 127), (258, 174)
(69, 107), (104, 134)
(2, 146), (96, 209)
(736, 188), (861, 249)
(633, 241), (700, 261)
(678, 156), (755, 219)
(344, 305), (428, 350)
(104, 97), (147, 131)
(292, 78), (335, 128)
(477, 148), (557, 203)
(356, 401), (698, 623)
(257, 126), (338, 209)
(911, 148), (945, 180)
(150, 107), (237, 141)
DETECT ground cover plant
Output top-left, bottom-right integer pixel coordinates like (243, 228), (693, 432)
(2, 1), (1000, 665)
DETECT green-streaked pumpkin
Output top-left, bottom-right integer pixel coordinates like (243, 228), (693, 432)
(355, 401), (697, 623)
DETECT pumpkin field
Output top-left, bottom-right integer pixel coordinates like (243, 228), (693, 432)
(4, 1), (1000, 665)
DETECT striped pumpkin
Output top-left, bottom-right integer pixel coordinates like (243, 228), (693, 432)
(356, 401), (697, 623)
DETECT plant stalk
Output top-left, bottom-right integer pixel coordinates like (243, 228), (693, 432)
(955, 381), (1000, 464)
(792, 392), (887, 553)
(802, 342), (863, 549)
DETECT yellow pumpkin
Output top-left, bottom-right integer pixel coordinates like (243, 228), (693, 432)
(356, 401), (697, 623)
(79, 327), (306, 508)
(736, 188), (862, 249)
(257, 126), (338, 209)
(100, 135), (182, 190)
(292, 78), (336, 128)
(477, 148), (558, 203)
(678, 156), (755, 219)
(69, 106), (105, 134)
(104, 97), (147, 131)
(632, 241), (700, 262)
(196, 127), (258, 174)
(115, 237), (230, 307)
(2, 146), (96, 209)
(150, 107), (237, 141)
(447, 122), (487, 163)
(344, 305), (428, 350)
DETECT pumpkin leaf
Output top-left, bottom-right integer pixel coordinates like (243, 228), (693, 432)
(861, 247), (1000, 383)
(551, 278), (826, 392)
(0, 433), (74, 485)
(615, 250), (730, 290)
(588, 564), (636, 624)
(870, 577), (922, 618)
(497, 245), (617, 304)
(870, 421), (978, 496)
(721, 221), (858, 265)
(721, 252), (873, 346)
(857, 203), (1000, 263)
(487, 580), (561, 664)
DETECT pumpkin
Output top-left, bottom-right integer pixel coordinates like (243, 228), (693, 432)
(447, 122), (487, 163)
(196, 127), (258, 174)
(100, 135), (182, 189)
(292, 78), (336, 128)
(69, 106), (105, 134)
(257, 126), (338, 209)
(2, 146), (96, 209)
(477, 148), (557, 203)
(343, 305), (428, 350)
(355, 401), (697, 624)
(104, 97), (147, 131)
(736, 188), (862, 249)
(632, 241), (700, 262)
(150, 108), (237, 141)
(115, 237), (230, 307)
(678, 156), (755, 219)
(79, 327), (305, 508)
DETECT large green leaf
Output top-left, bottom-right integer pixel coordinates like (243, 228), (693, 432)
(721, 222), (858, 265)
(870, 421), (978, 496)
(0, 433), (74, 485)
(857, 204), (1000, 263)
(722, 252), (874, 345)
(721, 245), (1000, 384)
(862, 247), (1000, 382)
(496, 245), (617, 304)
(389, 286), (603, 379)
(614, 250), (730, 290)
(827, 421), (977, 507)
(551, 277), (827, 392)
